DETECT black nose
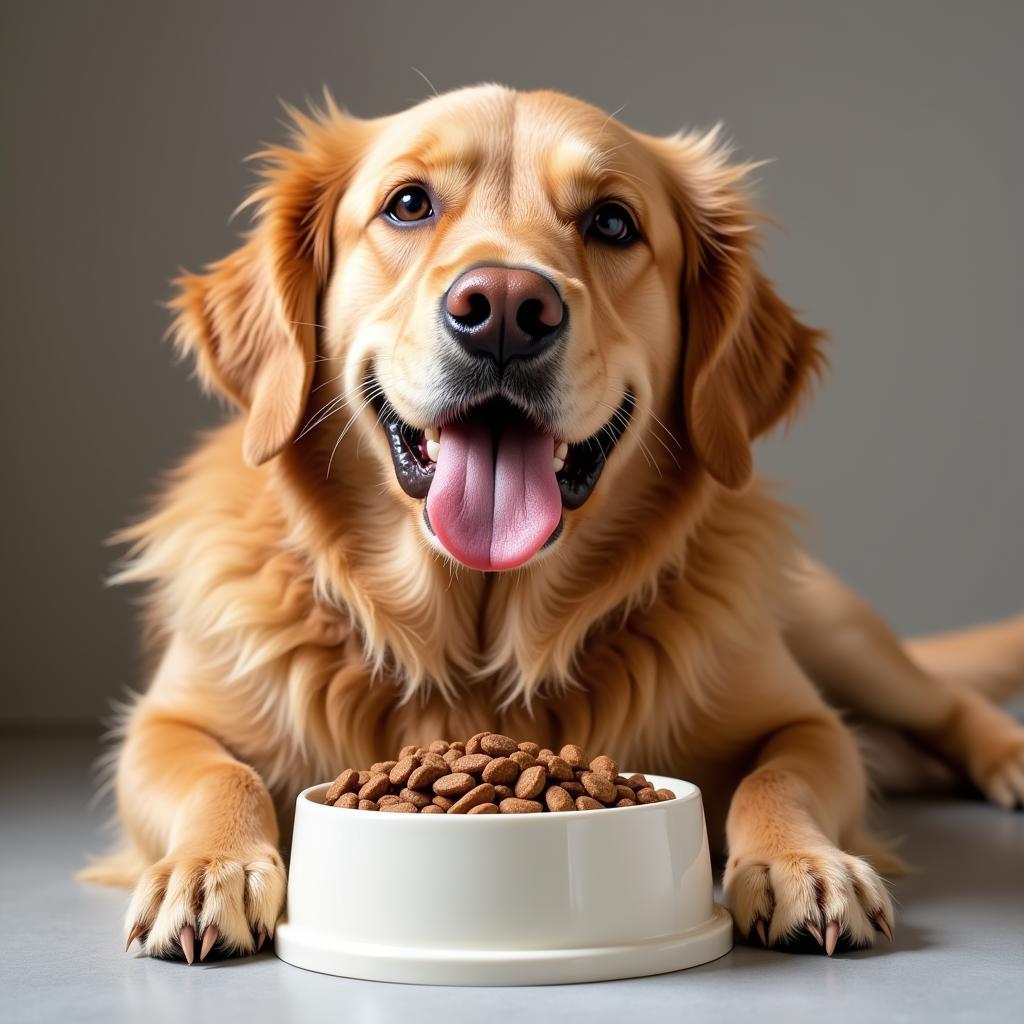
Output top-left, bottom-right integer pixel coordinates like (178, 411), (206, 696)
(442, 265), (566, 365)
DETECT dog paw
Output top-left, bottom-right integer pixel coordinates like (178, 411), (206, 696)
(724, 845), (894, 954)
(124, 841), (286, 962)
(975, 735), (1024, 810)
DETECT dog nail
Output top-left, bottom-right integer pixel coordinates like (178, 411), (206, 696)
(256, 928), (267, 951)
(805, 919), (824, 946)
(875, 915), (894, 943)
(179, 924), (195, 965)
(825, 921), (840, 956)
(199, 924), (218, 962)
(125, 923), (145, 951)
(755, 919), (768, 947)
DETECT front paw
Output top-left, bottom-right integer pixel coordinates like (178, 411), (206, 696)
(973, 733), (1024, 810)
(124, 841), (286, 962)
(724, 846), (894, 954)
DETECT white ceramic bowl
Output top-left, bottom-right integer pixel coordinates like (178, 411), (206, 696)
(275, 774), (732, 985)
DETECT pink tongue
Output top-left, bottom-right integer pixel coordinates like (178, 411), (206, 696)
(426, 417), (562, 571)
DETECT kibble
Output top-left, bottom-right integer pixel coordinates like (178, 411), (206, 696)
(323, 736), (675, 814)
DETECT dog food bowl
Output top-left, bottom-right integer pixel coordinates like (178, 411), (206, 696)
(274, 774), (732, 985)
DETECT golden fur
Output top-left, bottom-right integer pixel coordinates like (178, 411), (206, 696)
(83, 86), (1024, 960)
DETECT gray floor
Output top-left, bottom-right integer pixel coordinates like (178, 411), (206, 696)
(1, 735), (1021, 1024)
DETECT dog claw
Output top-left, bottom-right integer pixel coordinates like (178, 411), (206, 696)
(125, 923), (145, 952)
(875, 914), (894, 943)
(824, 920), (840, 956)
(805, 918), (824, 946)
(199, 924), (218, 962)
(754, 919), (768, 947)
(179, 924), (195, 965)
(256, 928), (268, 951)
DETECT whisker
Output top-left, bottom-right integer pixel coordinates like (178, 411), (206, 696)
(326, 394), (380, 478)
(297, 380), (383, 441)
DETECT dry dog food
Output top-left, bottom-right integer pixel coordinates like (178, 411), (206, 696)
(323, 734), (676, 814)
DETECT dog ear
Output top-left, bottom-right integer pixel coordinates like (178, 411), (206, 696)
(170, 98), (368, 466)
(652, 129), (826, 489)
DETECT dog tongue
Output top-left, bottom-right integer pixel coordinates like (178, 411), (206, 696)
(426, 416), (562, 571)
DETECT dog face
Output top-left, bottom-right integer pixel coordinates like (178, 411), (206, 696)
(173, 86), (823, 573)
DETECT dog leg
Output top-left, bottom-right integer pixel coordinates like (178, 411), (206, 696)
(724, 634), (895, 953)
(117, 703), (285, 962)
(784, 554), (1024, 809)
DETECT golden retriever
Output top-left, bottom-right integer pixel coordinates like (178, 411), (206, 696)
(83, 85), (1024, 964)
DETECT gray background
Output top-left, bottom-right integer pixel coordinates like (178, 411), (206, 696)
(2, 0), (1021, 726)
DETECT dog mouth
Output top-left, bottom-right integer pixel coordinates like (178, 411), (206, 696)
(370, 378), (633, 571)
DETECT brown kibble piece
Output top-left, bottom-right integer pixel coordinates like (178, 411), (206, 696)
(515, 764), (547, 799)
(656, 788), (676, 801)
(545, 755), (574, 781)
(357, 770), (371, 786)
(465, 732), (488, 754)
(324, 768), (360, 804)
(590, 755), (618, 778)
(421, 804), (443, 813)
(399, 787), (432, 808)
(448, 783), (496, 814)
(575, 795), (604, 810)
(370, 760), (397, 775)
(480, 733), (518, 756)
(637, 787), (660, 804)
(615, 784), (635, 802)
(428, 740), (450, 753)
(443, 748), (462, 766)
(398, 744), (418, 759)
(493, 784), (514, 802)
(432, 795), (454, 811)
(359, 773), (390, 801)
(468, 802), (498, 814)
(358, 799), (378, 811)
(482, 756), (519, 785)
(517, 741), (540, 756)
(377, 793), (400, 806)
(499, 798), (543, 813)
(334, 792), (359, 809)
(420, 751), (449, 771)
(627, 773), (652, 791)
(450, 741), (466, 753)
(433, 772), (476, 797)
(545, 785), (575, 812)
(389, 756), (419, 786)
(408, 763), (448, 789)
(380, 800), (418, 813)
(452, 753), (492, 775)
(615, 797), (636, 807)
(510, 750), (539, 771)
(536, 749), (554, 765)
(560, 744), (586, 768)
(561, 780), (585, 798)
(580, 771), (616, 804)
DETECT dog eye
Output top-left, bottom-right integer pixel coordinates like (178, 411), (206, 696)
(385, 185), (434, 224)
(586, 202), (639, 245)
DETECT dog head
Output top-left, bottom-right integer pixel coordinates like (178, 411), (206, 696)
(172, 86), (824, 573)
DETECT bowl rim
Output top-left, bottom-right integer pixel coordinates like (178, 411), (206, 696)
(298, 772), (700, 822)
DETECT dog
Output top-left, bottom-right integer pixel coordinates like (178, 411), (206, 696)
(83, 85), (1024, 963)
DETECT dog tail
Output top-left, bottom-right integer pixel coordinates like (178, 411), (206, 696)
(904, 613), (1024, 704)
(78, 843), (145, 889)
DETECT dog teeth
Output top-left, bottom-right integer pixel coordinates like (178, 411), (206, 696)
(426, 439), (440, 462)
(554, 441), (568, 460)
(425, 427), (440, 443)
(552, 457), (565, 473)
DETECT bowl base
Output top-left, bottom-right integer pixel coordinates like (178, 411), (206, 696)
(274, 903), (733, 986)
